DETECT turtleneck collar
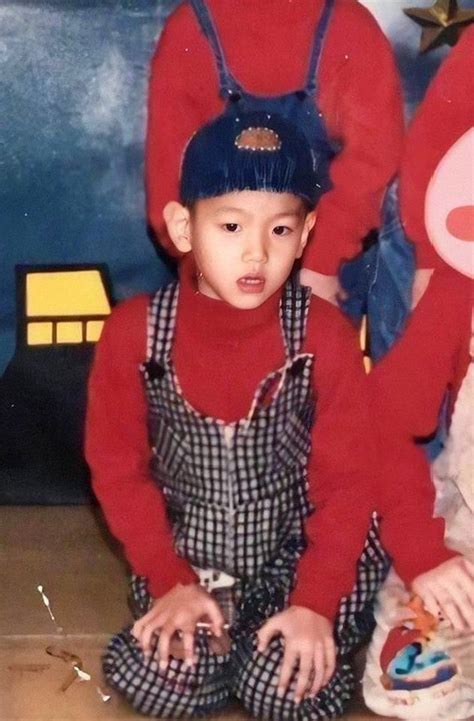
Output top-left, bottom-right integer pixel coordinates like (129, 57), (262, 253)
(177, 254), (282, 345)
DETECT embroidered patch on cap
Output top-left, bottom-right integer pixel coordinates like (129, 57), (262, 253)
(235, 127), (282, 152)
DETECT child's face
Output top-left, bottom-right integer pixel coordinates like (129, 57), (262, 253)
(166, 191), (316, 309)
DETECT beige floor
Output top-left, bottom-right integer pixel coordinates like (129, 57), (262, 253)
(0, 506), (394, 721)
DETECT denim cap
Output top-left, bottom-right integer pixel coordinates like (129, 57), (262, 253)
(179, 111), (332, 207)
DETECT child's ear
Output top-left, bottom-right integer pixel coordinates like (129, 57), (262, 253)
(296, 210), (317, 258)
(163, 201), (192, 253)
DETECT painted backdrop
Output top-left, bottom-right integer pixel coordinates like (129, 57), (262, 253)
(0, 0), (472, 503)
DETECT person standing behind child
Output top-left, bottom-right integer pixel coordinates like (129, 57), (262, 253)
(86, 111), (388, 719)
(145, 0), (403, 304)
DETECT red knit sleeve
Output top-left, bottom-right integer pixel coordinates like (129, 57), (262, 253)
(304, 2), (404, 274)
(145, 2), (223, 256)
(85, 294), (198, 598)
(368, 273), (470, 583)
(290, 300), (374, 621)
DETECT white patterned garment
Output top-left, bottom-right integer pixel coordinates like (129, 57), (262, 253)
(432, 358), (474, 560)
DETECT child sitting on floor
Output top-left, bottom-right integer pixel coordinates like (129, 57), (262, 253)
(86, 110), (388, 720)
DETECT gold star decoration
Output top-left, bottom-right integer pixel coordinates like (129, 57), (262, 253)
(404, 0), (474, 53)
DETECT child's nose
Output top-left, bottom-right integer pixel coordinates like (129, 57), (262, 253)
(242, 235), (268, 263)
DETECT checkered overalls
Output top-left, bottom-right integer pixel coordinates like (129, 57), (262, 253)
(103, 278), (389, 719)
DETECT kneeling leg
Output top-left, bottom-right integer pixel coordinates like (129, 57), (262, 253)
(231, 634), (354, 721)
(103, 625), (231, 718)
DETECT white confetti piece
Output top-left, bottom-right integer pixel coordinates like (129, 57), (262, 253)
(37, 584), (56, 624)
(96, 687), (111, 702)
(73, 665), (91, 682)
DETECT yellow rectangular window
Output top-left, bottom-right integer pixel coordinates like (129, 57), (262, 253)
(26, 270), (111, 317)
(86, 320), (104, 342)
(56, 321), (83, 344)
(27, 322), (53, 345)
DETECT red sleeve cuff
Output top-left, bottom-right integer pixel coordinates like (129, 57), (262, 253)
(289, 586), (340, 624)
(394, 545), (459, 586)
(146, 553), (199, 599)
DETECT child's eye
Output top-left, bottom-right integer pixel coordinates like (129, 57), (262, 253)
(273, 225), (292, 236)
(223, 223), (241, 233)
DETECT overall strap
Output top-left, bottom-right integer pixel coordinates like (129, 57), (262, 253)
(147, 282), (179, 364)
(305, 0), (335, 95)
(188, 0), (240, 97)
(280, 275), (312, 358)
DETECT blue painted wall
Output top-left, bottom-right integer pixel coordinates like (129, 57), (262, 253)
(0, 0), (179, 373)
(1, 0), (473, 374)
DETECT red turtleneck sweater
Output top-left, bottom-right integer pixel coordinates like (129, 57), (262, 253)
(86, 258), (376, 622)
(145, 0), (403, 274)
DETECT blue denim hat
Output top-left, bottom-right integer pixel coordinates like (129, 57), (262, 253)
(179, 111), (332, 207)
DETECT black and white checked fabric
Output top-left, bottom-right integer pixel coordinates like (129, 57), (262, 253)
(103, 276), (390, 719)
(141, 277), (315, 581)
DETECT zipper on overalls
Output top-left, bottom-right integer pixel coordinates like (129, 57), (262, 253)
(223, 425), (236, 569)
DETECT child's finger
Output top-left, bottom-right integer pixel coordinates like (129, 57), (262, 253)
(256, 618), (279, 654)
(132, 606), (163, 646)
(462, 558), (474, 581)
(204, 599), (225, 637)
(418, 589), (441, 621)
(277, 646), (297, 698)
(293, 651), (312, 704)
(309, 645), (324, 697)
(439, 597), (469, 632)
(131, 618), (143, 642)
(140, 620), (160, 657)
(321, 637), (336, 688)
(181, 630), (195, 668)
(157, 626), (172, 669)
(445, 584), (474, 629)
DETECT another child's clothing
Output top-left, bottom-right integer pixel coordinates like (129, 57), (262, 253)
(86, 259), (389, 718)
(363, 272), (474, 719)
(432, 338), (474, 561)
(363, 355), (474, 718)
(363, 569), (474, 720)
(145, 0), (403, 274)
(369, 268), (472, 584)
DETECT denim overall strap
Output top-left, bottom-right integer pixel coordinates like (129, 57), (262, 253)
(189, 0), (240, 97)
(305, 0), (335, 95)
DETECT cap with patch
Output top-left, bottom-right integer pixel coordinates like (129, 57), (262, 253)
(179, 111), (331, 207)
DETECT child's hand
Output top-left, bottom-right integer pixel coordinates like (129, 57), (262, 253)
(411, 557), (474, 631)
(131, 583), (224, 668)
(256, 606), (335, 704)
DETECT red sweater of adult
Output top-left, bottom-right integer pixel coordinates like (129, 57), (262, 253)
(86, 257), (376, 623)
(145, 0), (403, 275)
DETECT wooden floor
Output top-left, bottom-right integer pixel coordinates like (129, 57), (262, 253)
(0, 506), (394, 721)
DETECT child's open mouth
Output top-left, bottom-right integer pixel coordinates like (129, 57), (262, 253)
(237, 275), (265, 293)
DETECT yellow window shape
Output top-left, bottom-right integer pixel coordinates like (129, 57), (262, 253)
(26, 270), (111, 318)
(27, 322), (53, 346)
(56, 321), (83, 344)
(86, 320), (104, 342)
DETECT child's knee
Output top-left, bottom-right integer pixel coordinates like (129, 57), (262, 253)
(103, 628), (230, 717)
(233, 637), (354, 720)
